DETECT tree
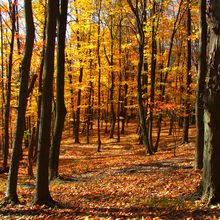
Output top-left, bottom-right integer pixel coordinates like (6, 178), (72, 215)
(182, 0), (192, 143)
(4, 0), (35, 204)
(153, 0), (185, 152)
(117, 9), (122, 143)
(34, 0), (58, 205)
(107, 12), (116, 139)
(74, 3), (83, 144)
(0, 8), (5, 153)
(202, 0), (220, 205)
(127, 0), (153, 155)
(49, 0), (68, 180)
(96, 0), (102, 152)
(2, 0), (16, 169)
(195, 0), (207, 169)
(148, 0), (158, 149)
(35, 0), (47, 160)
(0, 0), (201, 169)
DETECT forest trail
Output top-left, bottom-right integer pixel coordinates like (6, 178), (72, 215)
(0, 123), (220, 219)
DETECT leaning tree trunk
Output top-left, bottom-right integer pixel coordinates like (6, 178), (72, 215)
(202, 0), (220, 205)
(195, 0), (207, 169)
(2, 2), (16, 170)
(34, 0), (58, 205)
(4, 0), (35, 204)
(49, 0), (68, 181)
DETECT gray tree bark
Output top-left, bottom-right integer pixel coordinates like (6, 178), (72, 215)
(195, 0), (207, 169)
(202, 0), (220, 205)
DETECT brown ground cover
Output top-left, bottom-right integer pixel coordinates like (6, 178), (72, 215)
(0, 122), (219, 219)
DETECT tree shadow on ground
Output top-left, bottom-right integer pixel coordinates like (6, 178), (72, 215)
(58, 157), (194, 183)
(58, 200), (220, 219)
(112, 158), (194, 174)
(0, 208), (52, 218)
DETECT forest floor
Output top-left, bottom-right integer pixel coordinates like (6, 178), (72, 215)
(0, 122), (220, 219)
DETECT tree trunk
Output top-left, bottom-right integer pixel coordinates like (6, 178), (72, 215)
(127, 0), (152, 155)
(169, 115), (174, 135)
(0, 9), (5, 153)
(97, 0), (102, 152)
(195, 0), (207, 169)
(3, 1), (16, 169)
(35, 6), (47, 160)
(28, 127), (36, 178)
(154, 0), (184, 152)
(117, 16), (122, 143)
(137, 36), (152, 154)
(109, 70), (116, 138)
(202, 0), (220, 205)
(67, 71), (76, 138)
(149, 0), (157, 149)
(75, 67), (83, 143)
(86, 59), (93, 144)
(15, 0), (21, 57)
(74, 7), (84, 144)
(183, 0), (192, 143)
(4, 0), (35, 204)
(34, 0), (58, 205)
(121, 53), (129, 134)
(108, 15), (116, 139)
(49, 0), (68, 181)
(104, 91), (109, 134)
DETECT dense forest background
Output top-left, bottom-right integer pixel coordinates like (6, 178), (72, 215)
(0, 0), (199, 153)
(0, 0), (219, 218)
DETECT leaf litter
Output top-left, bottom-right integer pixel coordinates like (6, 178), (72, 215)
(0, 123), (219, 219)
